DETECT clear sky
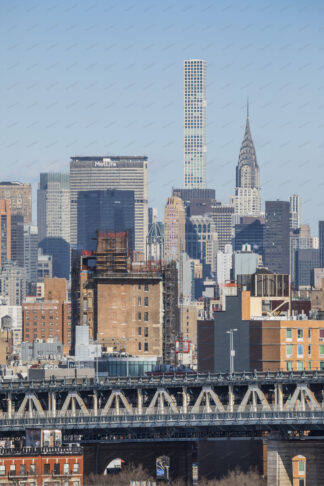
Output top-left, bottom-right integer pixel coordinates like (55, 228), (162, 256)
(1, 0), (324, 232)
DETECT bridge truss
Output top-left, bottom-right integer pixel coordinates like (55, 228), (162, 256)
(0, 371), (324, 441)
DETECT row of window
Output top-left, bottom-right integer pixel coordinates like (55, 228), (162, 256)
(137, 297), (149, 306)
(138, 312), (149, 322)
(286, 344), (324, 358)
(137, 283), (149, 291)
(286, 361), (324, 371)
(0, 462), (79, 475)
(286, 328), (324, 341)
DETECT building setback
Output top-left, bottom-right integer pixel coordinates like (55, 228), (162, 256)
(70, 156), (148, 255)
(184, 59), (207, 189)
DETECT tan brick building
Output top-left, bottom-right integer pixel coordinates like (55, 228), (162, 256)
(22, 278), (72, 354)
(0, 182), (32, 223)
(250, 318), (324, 371)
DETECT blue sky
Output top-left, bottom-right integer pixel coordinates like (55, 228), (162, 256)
(1, 0), (324, 232)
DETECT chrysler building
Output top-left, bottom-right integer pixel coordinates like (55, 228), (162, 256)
(233, 103), (261, 216)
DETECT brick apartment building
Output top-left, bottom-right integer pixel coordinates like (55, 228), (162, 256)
(22, 278), (72, 355)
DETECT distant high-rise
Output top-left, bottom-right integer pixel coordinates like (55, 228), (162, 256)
(210, 204), (234, 252)
(23, 225), (38, 295)
(234, 104), (261, 216)
(0, 200), (11, 266)
(233, 216), (264, 259)
(290, 194), (302, 229)
(37, 173), (70, 244)
(0, 182), (32, 223)
(164, 196), (186, 262)
(0, 261), (26, 305)
(184, 59), (207, 189)
(319, 221), (324, 267)
(77, 190), (135, 252)
(70, 156), (148, 255)
(264, 201), (290, 274)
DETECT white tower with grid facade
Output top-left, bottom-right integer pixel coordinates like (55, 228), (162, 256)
(184, 59), (207, 189)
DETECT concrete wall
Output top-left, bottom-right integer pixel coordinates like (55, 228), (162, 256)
(267, 439), (324, 486)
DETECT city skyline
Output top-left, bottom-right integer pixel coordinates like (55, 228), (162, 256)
(1, 0), (324, 232)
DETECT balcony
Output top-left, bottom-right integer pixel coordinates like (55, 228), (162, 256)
(8, 470), (28, 479)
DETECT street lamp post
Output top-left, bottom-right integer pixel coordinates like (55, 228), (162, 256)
(226, 329), (237, 374)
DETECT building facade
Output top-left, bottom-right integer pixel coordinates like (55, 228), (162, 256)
(0, 182), (32, 223)
(290, 194), (302, 229)
(264, 200), (290, 274)
(164, 196), (186, 262)
(23, 224), (38, 295)
(233, 107), (261, 216)
(186, 215), (218, 271)
(233, 216), (264, 259)
(0, 262), (27, 305)
(37, 172), (70, 244)
(184, 59), (207, 189)
(0, 200), (11, 267)
(77, 189), (135, 251)
(210, 204), (234, 252)
(70, 156), (148, 255)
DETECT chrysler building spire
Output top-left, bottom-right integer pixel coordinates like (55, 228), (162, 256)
(233, 104), (261, 216)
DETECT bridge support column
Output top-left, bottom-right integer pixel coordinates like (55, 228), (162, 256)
(7, 393), (12, 419)
(49, 392), (56, 417)
(137, 389), (142, 415)
(93, 392), (98, 416)
(182, 387), (187, 414)
(228, 385), (234, 412)
(275, 384), (283, 411)
(266, 435), (324, 485)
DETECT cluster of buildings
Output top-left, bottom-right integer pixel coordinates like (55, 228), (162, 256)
(0, 58), (324, 483)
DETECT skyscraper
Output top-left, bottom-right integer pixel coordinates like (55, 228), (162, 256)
(37, 173), (70, 244)
(290, 194), (302, 229)
(70, 156), (148, 255)
(233, 104), (261, 216)
(77, 190), (135, 251)
(264, 201), (290, 274)
(0, 200), (11, 266)
(23, 225), (38, 295)
(320, 221), (324, 267)
(164, 196), (186, 262)
(184, 59), (207, 189)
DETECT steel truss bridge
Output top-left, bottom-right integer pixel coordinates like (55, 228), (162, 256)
(1, 371), (324, 441)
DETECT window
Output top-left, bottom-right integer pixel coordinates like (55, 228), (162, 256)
(308, 345), (311, 357)
(286, 345), (292, 358)
(297, 362), (304, 371)
(0, 465), (5, 476)
(138, 284), (141, 290)
(63, 463), (70, 474)
(144, 283), (149, 291)
(20, 464), (26, 475)
(308, 329), (311, 340)
(298, 461), (305, 474)
(286, 361), (292, 371)
(138, 312), (141, 320)
(30, 464), (36, 475)
(138, 327), (142, 336)
(144, 297), (149, 307)
(10, 464), (16, 474)
(286, 328), (292, 341)
(297, 329), (304, 341)
(297, 345), (304, 358)
(73, 463), (79, 473)
(54, 463), (60, 475)
(144, 312), (148, 322)
(299, 480), (305, 486)
(320, 345), (324, 356)
(138, 342), (142, 351)
(320, 329), (324, 340)
(144, 343), (148, 352)
(138, 297), (141, 306)
(44, 463), (50, 474)
(144, 327), (148, 337)
(308, 361), (312, 370)
(321, 361), (324, 370)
